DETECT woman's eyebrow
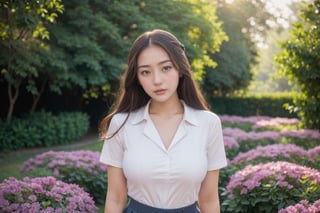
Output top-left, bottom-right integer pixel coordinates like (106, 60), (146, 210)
(137, 59), (171, 69)
(158, 59), (171, 65)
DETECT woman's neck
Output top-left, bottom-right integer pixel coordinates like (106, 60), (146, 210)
(149, 99), (184, 116)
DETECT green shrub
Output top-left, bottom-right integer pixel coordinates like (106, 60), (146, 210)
(209, 94), (297, 118)
(0, 111), (89, 151)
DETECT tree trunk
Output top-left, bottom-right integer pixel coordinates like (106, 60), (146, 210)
(30, 78), (48, 112)
(7, 79), (21, 123)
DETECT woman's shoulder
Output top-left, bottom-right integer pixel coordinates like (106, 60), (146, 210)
(111, 107), (144, 125)
(110, 112), (129, 126)
(189, 107), (221, 125)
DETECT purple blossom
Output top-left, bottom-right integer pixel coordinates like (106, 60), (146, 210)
(20, 150), (107, 177)
(223, 127), (281, 142)
(226, 161), (320, 198)
(223, 136), (239, 150)
(280, 129), (320, 140)
(28, 194), (37, 202)
(252, 117), (300, 129)
(230, 144), (311, 165)
(279, 199), (320, 213)
(0, 176), (97, 212)
(220, 115), (271, 124)
(308, 146), (320, 157)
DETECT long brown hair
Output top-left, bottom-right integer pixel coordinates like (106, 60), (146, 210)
(99, 29), (209, 139)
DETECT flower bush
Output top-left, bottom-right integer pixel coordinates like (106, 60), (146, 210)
(252, 117), (299, 130)
(223, 127), (280, 152)
(223, 127), (319, 152)
(220, 115), (300, 131)
(280, 130), (320, 149)
(0, 176), (97, 212)
(20, 150), (107, 205)
(230, 144), (313, 169)
(279, 199), (320, 213)
(308, 146), (320, 170)
(220, 136), (239, 194)
(222, 161), (320, 213)
(223, 136), (239, 160)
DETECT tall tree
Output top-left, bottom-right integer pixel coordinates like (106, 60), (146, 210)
(47, 0), (227, 101)
(0, 0), (63, 121)
(275, 0), (320, 129)
(203, 4), (252, 96)
(0, 0), (227, 119)
(204, 0), (281, 96)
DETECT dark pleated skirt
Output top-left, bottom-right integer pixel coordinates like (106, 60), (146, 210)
(123, 198), (200, 213)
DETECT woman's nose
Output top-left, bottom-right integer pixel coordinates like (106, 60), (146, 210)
(153, 71), (162, 84)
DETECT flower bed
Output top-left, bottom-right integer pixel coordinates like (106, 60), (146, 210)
(20, 150), (107, 205)
(222, 161), (320, 213)
(230, 144), (313, 168)
(223, 127), (319, 152)
(0, 176), (97, 212)
(279, 199), (320, 213)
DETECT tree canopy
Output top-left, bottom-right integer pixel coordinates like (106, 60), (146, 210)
(275, 0), (320, 129)
(0, 0), (227, 121)
(0, 0), (64, 121)
(203, 0), (280, 96)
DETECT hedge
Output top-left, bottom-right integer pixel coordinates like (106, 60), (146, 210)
(208, 94), (297, 118)
(0, 111), (90, 151)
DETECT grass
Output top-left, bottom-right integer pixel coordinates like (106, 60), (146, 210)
(0, 133), (105, 212)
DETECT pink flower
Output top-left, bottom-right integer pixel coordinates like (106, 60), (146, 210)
(280, 129), (320, 140)
(223, 136), (239, 150)
(252, 117), (300, 129)
(230, 144), (311, 165)
(226, 161), (320, 198)
(0, 176), (97, 212)
(28, 195), (37, 202)
(279, 199), (320, 213)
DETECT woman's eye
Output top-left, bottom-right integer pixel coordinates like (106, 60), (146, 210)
(163, 66), (172, 72)
(140, 70), (150, 75)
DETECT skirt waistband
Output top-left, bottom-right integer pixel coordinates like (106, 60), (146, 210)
(124, 198), (199, 213)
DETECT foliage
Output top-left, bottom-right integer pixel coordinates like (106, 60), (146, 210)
(20, 150), (107, 205)
(0, 176), (97, 212)
(203, 3), (251, 95)
(25, 0), (227, 102)
(275, 0), (320, 129)
(0, 0), (64, 120)
(0, 111), (89, 151)
(205, 0), (281, 96)
(0, 0), (228, 119)
(209, 94), (297, 118)
(222, 161), (320, 213)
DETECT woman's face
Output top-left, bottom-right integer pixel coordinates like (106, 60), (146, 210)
(137, 45), (180, 104)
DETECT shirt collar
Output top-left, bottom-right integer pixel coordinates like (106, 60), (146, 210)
(131, 100), (199, 126)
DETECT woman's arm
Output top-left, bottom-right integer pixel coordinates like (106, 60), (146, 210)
(198, 169), (221, 213)
(104, 166), (128, 213)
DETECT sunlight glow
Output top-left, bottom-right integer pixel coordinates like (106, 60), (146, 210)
(226, 0), (234, 4)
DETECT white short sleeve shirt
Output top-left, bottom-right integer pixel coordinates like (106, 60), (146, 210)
(100, 101), (227, 208)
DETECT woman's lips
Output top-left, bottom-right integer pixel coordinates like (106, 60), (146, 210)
(154, 89), (166, 95)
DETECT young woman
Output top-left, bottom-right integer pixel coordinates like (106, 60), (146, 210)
(99, 29), (227, 213)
